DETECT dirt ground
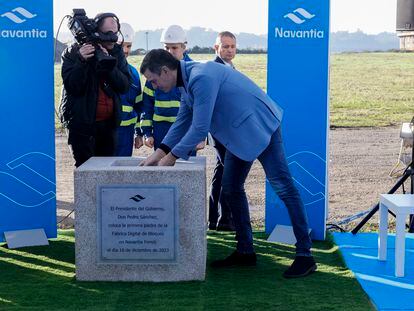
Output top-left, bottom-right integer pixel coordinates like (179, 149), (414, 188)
(56, 126), (405, 230)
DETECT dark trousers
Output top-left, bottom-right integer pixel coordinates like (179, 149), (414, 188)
(208, 136), (233, 226)
(68, 119), (116, 168)
(115, 125), (134, 156)
(221, 128), (312, 256)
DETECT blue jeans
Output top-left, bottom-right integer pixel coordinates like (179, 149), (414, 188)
(221, 127), (312, 256)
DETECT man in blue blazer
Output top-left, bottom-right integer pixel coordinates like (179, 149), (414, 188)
(139, 49), (316, 278)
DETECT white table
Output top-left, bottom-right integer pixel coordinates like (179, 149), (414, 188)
(378, 194), (414, 277)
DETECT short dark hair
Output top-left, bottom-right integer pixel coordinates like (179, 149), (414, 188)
(216, 31), (236, 45)
(140, 49), (180, 75)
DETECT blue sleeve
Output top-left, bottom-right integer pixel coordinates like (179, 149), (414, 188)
(130, 68), (143, 136)
(170, 75), (218, 160)
(140, 80), (155, 137)
(131, 69), (142, 114)
(161, 94), (193, 151)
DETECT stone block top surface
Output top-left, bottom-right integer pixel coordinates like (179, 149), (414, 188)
(76, 157), (206, 172)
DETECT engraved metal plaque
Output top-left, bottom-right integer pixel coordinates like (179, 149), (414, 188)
(97, 185), (178, 264)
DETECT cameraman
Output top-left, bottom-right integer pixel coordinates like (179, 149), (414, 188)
(60, 13), (131, 167)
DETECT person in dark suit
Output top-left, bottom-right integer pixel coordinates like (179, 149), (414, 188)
(208, 31), (238, 231)
(213, 31), (236, 68)
(139, 49), (317, 278)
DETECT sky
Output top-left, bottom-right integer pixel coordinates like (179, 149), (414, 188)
(54, 0), (398, 36)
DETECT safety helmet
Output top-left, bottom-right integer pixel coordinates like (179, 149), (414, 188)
(160, 25), (187, 44)
(120, 23), (135, 43)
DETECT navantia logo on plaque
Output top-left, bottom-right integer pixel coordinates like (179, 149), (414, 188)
(98, 186), (178, 264)
(275, 7), (325, 39)
(129, 194), (145, 202)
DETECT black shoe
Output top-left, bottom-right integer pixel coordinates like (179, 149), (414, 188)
(283, 256), (317, 278)
(216, 223), (236, 231)
(211, 251), (257, 268)
(208, 222), (217, 230)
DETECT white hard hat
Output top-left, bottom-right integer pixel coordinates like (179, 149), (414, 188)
(160, 25), (187, 44)
(120, 23), (135, 43)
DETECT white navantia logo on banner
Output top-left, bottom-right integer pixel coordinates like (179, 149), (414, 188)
(284, 8), (315, 24)
(1, 7), (37, 24)
(275, 7), (324, 39)
(0, 7), (47, 39)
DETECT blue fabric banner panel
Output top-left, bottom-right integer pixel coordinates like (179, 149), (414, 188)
(265, 0), (330, 240)
(333, 233), (414, 311)
(0, 0), (56, 241)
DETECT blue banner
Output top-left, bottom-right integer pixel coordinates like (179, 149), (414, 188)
(266, 0), (330, 240)
(0, 0), (56, 240)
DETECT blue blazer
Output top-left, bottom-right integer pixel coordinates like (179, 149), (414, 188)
(162, 61), (284, 161)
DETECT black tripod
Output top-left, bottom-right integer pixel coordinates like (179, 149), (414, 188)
(352, 121), (414, 234)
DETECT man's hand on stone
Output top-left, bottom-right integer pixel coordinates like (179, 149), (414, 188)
(144, 136), (154, 148)
(196, 140), (206, 151)
(134, 136), (143, 149)
(139, 148), (166, 166)
(79, 44), (95, 61)
(157, 153), (177, 166)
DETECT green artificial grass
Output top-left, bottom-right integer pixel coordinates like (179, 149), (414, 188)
(0, 230), (373, 311)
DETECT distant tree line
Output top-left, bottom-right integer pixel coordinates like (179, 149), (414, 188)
(54, 29), (402, 63)
(129, 46), (268, 55)
(188, 46), (267, 54)
(130, 48), (147, 56)
(55, 44), (268, 62)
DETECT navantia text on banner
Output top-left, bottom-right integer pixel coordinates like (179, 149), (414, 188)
(265, 0), (330, 240)
(0, 0), (56, 240)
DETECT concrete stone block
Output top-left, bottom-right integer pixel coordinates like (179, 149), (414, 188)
(74, 157), (206, 282)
